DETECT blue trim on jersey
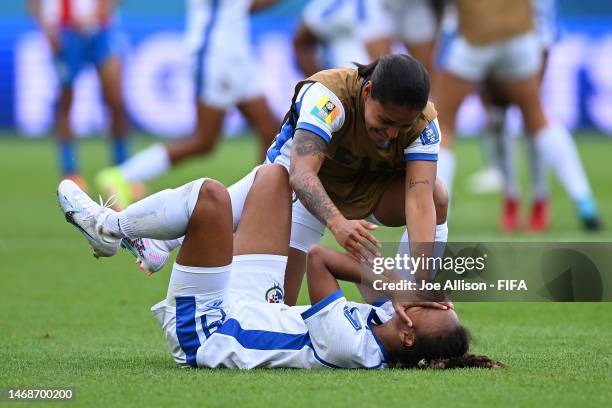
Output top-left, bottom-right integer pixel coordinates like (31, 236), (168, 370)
(266, 82), (317, 163)
(175, 296), (202, 368)
(267, 119), (294, 163)
(404, 153), (439, 161)
(366, 308), (383, 326)
(371, 297), (389, 308)
(306, 338), (342, 369)
(195, 0), (220, 98)
(367, 309), (391, 363)
(213, 318), (346, 368)
(301, 290), (344, 320)
(295, 123), (331, 143)
(215, 318), (311, 350)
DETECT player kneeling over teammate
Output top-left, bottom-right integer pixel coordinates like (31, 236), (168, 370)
(57, 165), (502, 369)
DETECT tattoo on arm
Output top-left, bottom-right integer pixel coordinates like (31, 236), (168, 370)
(293, 131), (327, 159)
(294, 171), (339, 225)
(291, 130), (339, 225)
(408, 178), (430, 189)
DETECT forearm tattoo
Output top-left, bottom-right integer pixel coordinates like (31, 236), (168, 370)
(294, 171), (338, 225)
(408, 178), (431, 189)
(291, 130), (338, 225)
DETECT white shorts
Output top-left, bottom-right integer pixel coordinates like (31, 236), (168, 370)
(438, 31), (542, 83)
(228, 254), (287, 304)
(152, 254), (288, 367)
(191, 50), (263, 109)
(385, 0), (438, 45)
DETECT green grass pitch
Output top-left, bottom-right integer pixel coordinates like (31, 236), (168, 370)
(0, 133), (611, 407)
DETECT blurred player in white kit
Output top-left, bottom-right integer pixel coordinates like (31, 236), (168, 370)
(96, 0), (281, 208)
(432, 0), (601, 231)
(293, 0), (393, 76)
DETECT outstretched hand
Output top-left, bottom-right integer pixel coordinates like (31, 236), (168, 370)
(330, 218), (381, 263)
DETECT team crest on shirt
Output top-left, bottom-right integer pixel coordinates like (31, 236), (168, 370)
(265, 283), (284, 303)
(419, 122), (440, 145)
(310, 96), (340, 126)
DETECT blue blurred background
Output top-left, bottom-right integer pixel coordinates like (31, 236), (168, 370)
(2, 0), (612, 136)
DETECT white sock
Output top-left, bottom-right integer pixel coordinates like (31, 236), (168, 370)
(141, 166), (261, 255)
(437, 147), (456, 196)
(104, 178), (207, 240)
(119, 143), (171, 183)
(526, 136), (548, 201)
(534, 122), (591, 200)
(397, 222), (448, 280)
(153, 237), (183, 253)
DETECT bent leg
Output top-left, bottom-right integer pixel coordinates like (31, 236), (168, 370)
(233, 164), (292, 256)
(231, 164), (293, 303)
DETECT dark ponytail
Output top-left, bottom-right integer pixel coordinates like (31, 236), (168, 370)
(416, 353), (508, 369)
(354, 54), (430, 111)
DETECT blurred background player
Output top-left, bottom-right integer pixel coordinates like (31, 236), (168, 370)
(96, 0), (280, 208)
(466, 0), (564, 232)
(433, 0), (601, 231)
(383, 0), (444, 74)
(27, 0), (129, 189)
(293, 0), (392, 76)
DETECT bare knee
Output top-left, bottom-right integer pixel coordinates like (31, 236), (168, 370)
(306, 244), (325, 269)
(434, 179), (449, 225)
(199, 179), (230, 209)
(256, 164), (291, 196)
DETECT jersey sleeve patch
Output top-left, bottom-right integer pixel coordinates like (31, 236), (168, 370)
(404, 118), (442, 161)
(296, 82), (345, 143)
(310, 97), (340, 127)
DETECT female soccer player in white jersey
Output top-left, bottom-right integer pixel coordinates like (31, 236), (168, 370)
(57, 164), (500, 369)
(95, 0), (281, 208)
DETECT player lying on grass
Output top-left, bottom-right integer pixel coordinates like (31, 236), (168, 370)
(57, 164), (503, 369)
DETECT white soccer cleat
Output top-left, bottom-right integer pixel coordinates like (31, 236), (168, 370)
(121, 237), (170, 276)
(57, 179), (121, 258)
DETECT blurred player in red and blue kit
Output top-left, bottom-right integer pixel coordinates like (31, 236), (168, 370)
(28, 0), (129, 189)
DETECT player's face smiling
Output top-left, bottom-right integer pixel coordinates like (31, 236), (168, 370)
(362, 82), (420, 147)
